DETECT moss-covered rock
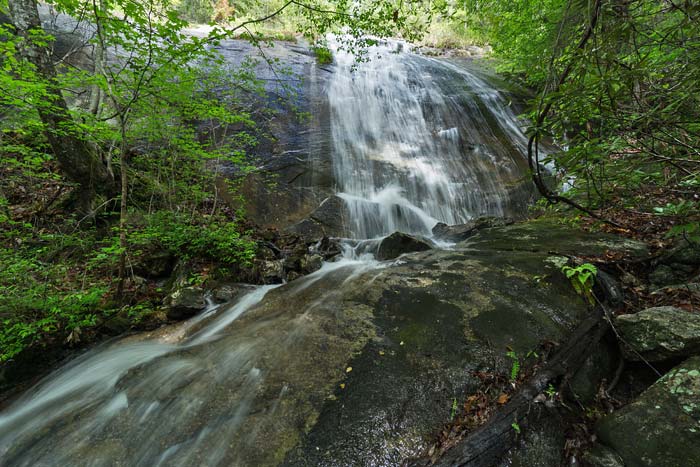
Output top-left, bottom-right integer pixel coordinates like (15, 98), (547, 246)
(163, 286), (206, 320)
(616, 306), (700, 362)
(597, 356), (700, 467)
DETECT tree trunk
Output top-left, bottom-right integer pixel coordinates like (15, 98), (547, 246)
(7, 0), (113, 211)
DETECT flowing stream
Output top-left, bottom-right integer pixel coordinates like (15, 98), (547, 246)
(0, 42), (533, 466)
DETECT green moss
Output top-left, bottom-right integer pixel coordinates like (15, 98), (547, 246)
(312, 46), (333, 65)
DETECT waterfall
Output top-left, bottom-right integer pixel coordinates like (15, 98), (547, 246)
(328, 41), (531, 239)
(0, 42), (535, 466)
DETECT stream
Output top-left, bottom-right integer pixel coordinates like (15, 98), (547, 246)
(0, 42), (550, 466)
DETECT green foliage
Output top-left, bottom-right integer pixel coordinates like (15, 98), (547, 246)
(129, 212), (256, 265)
(665, 222), (700, 244)
(546, 383), (556, 399)
(0, 0), (446, 367)
(457, 1), (700, 221)
(561, 263), (597, 304)
(450, 397), (458, 420)
(654, 201), (699, 217)
(313, 45), (333, 65)
(506, 350), (520, 382)
(0, 235), (109, 362)
(511, 422), (521, 434)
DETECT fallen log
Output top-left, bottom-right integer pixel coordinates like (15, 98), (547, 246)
(405, 309), (609, 467)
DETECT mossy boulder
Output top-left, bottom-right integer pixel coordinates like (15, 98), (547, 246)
(597, 356), (700, 467)
(163, 286), (206, 320)
(616, 306), (700, 362)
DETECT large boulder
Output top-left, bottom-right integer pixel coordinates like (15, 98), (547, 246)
(597, 356), (700, 467)
(616, 306), (700, 362)
(376, 232), (432, 260)
(163, 286), (207, 320)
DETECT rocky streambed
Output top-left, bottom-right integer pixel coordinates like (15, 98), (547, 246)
(9, 218), (699, 467)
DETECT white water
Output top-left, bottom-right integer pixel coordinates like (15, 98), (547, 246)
(0, 42), (534, 466)
(328, 42), (531, 239)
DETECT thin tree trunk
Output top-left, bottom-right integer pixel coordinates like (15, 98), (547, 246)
(7, 0), (113, 211)
(88, 0), (105, 116)
(116, 118), (129, 298)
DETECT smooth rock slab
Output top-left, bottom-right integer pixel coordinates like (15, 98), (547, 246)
(597, 356), (700, 467)
(616, 306), (700, 362)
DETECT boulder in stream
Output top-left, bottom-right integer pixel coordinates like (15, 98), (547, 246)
(163, 286), (206, 320)
(376, 231), (432, 260)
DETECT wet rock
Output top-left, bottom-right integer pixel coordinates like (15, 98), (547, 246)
(593, 270), (625, 308)
(212, 283), (256, 304)
(649, 264), (689, 288)
(257, 260), (285, 284)
(431, 222), (476, 242)
(464, 217), (649, 259)
(597, 356), (700, 467)
(376, 232), (432, 260)
(300, 254), (323, 274)
(2, 220), (649, 467)
(498, 408), (566, 467)
(313, 236), (343, 260)
(650, 241), (700, 288)
(432, 217), (513, 242)
(569, 340), (617, 403)
(163, 286), (206, 320)
(665, 240), (700, 267)
(286, 195), (350, 241)
(580, 444), (625, 467)
(616, 306), (700, 362)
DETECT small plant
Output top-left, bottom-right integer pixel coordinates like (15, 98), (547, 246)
(665, 222), (700, 244)
(450, 397), (458, 420)
(506, 350), (520, 382)
(545, 383), (556, 399)
(653, 200), (698, 216)
(561, 263), (597, 304)
(511, 422), (521, 434)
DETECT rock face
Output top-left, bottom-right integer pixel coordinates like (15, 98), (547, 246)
(616, 306), (700, 362)
(597, 356), (700, 467)
(432, 217), (513, 242)
(163, 286), (207, 320)
(375, 232), (433, 260)
(286, 195), (351, 240)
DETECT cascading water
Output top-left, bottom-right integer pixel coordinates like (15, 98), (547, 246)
(329, 41), (532, 239)
(0, 41), (535, 466)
